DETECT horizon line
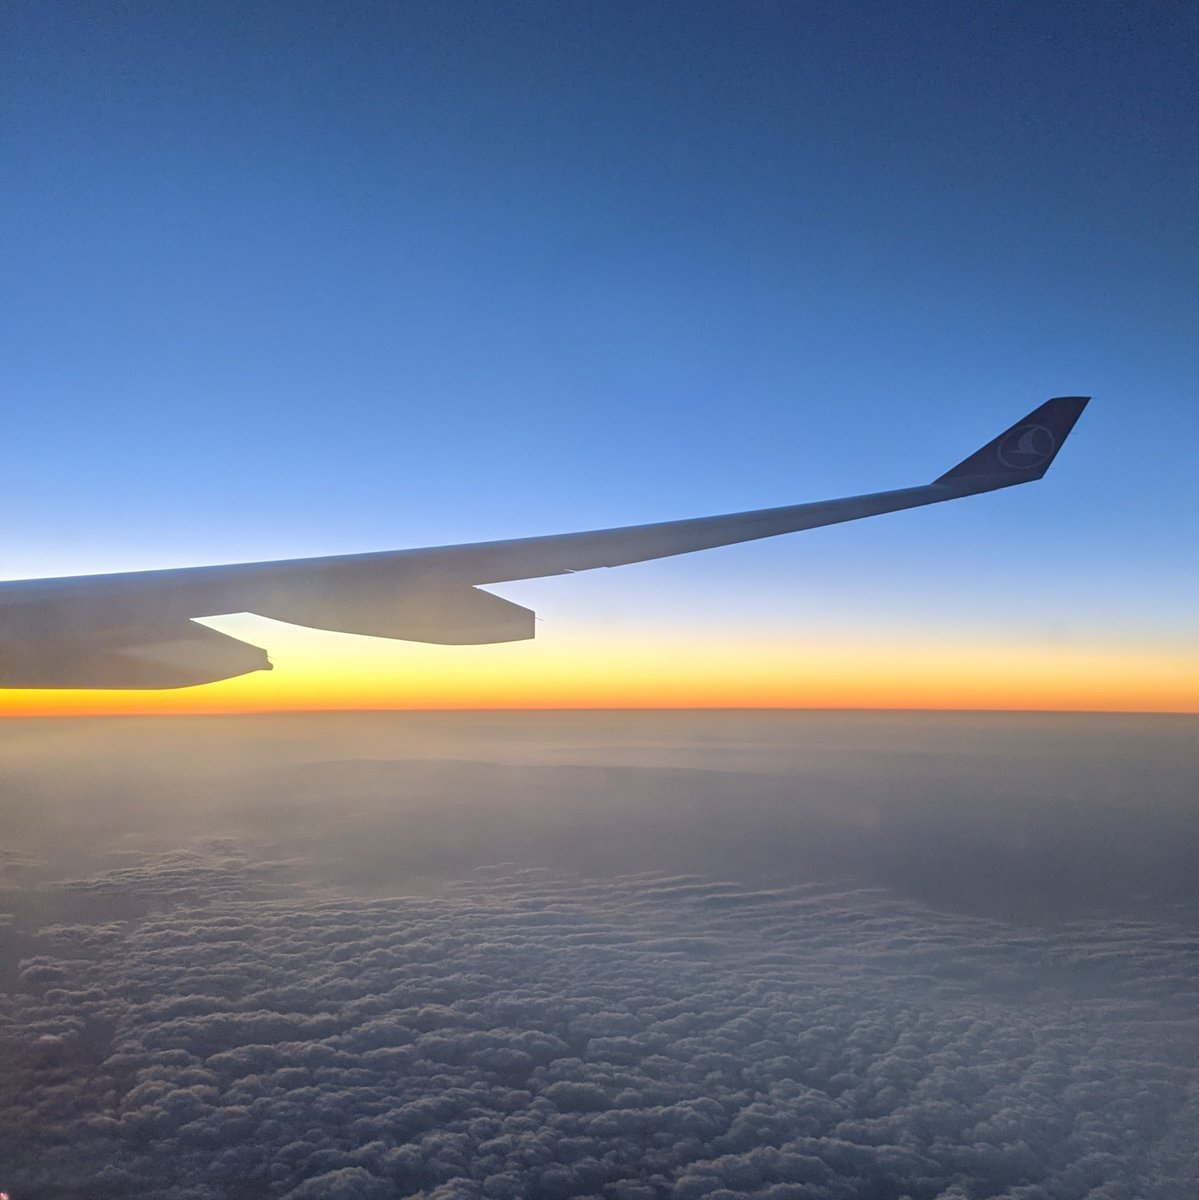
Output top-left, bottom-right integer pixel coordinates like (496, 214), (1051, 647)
(2, 704), (1195, 721)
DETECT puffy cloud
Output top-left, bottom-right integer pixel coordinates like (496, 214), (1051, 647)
(2, 854), (1198, 1199)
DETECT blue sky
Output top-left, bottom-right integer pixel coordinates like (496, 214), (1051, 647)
(3, 1), (1196, 707)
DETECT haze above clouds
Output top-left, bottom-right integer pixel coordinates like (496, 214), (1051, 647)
(3, 712), (1198, 1197)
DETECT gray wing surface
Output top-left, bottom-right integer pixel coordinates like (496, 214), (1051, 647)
(0, 396), (1088, 688)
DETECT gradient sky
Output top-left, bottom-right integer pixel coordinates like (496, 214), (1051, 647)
(4, 0), (1197, 713)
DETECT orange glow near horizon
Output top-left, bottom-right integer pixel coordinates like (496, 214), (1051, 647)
(0, 620), (1194, 717)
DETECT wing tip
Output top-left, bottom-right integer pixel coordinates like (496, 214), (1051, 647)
(935, 395), (1090, 486)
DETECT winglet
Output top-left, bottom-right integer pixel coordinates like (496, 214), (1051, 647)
(935, 396), (1090, 486)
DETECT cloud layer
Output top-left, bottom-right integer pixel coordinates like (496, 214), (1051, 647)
(5, 850), (1198, 1199)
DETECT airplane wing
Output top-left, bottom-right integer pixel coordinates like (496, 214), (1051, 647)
(0, 396), (1089, 688)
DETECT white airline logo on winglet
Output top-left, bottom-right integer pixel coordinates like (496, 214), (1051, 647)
(996, 424), (1056, 471)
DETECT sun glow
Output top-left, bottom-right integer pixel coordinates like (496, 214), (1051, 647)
(0, 617), (1193, 717)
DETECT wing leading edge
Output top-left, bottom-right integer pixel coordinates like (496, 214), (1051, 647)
(0, 396), (1088, 688)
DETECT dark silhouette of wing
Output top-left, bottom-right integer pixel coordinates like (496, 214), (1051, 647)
(0, 397), (1089, 688)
